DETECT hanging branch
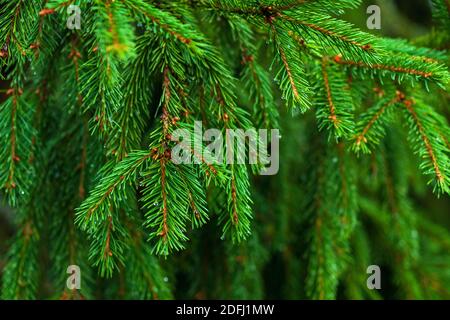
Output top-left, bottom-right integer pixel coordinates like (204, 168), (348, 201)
(351, 90), (405, 154)
(401, 98), (450, 195)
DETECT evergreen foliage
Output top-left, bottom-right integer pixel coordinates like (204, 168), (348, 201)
(0, 0), (449, 299)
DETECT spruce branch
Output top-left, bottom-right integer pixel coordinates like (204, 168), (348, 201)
(381, 132), (422, 298)
(1, 219), (40, 299)
(175, 164), (210, 229)
(134, 65), (192, 255)
(0, 93), (36, 206)
(279, 10), (378, 63)
(401, 98), (450, 195)
(226, 16), (279, 129)
(333, 52), (450, 88)
(0, 0), (41, 61)
(106, 31), (157, 160)
(314, 56), (355, 139)
(95, 0), (135, 60)
(76, 152), (151, 226)
(123, 0), (197, 46)
(380, 38), (448, 63)
(199, 0), (362, 15)
(303, 143), (338, 300)
(75, 152), (151, 275)
(219, 164), (253, 243)
(241, 53), (279, 129)
(269, 19), (311, 112)
(351, 90), (404, 154)
(302, 138), (357, 299)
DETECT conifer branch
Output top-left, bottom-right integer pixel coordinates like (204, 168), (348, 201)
(401, 98), (450, 195)
(303, 143), (338, 300)
(351, 91), (404, 154)
(333, 53), (449, 87)
(322, 59), (338, 126)
(241, 50), (279, 129)
(76, 152), (151, 275)
(141, 64), (191, 255)
(269, 20), (311, 111)
(96, 0), (135, 59)
(77, 153), (150, 223)
(220, 164), (252, 243)
(123, 0), (195, 46)
(1, 0), (449, 299)
(1, 214), (40, 300)
(280, 13), (373, 52)
(315, 57), (354, 139)
(335, 57), (433, 78)
(228, 15), (279, 129)
(0, 93), (36, 205)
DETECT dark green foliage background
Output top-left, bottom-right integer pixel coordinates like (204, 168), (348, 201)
(0, 0), (449, 300)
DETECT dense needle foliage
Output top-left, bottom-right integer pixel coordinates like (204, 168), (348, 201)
(0, 0), (449, 299)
